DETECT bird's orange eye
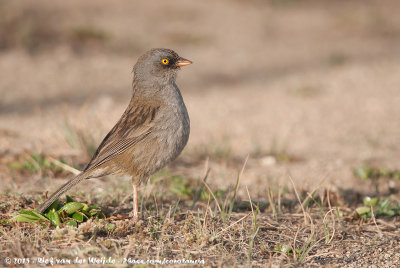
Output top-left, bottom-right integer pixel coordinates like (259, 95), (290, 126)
(161, 58), (169, 65)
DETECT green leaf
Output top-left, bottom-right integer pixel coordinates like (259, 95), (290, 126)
(19, 209), (49, 221)
(379, 198), (390, 209)
(363, 197), (378, 207)
(71, 212), (87, 222)
(354, 167), (369, 180)
(8, 209), (51, 223)
(9, 214), (41, 223)
(356, 206), (371, 216)
(47, 209), (61, 226)
(280, 244), (293, 254)
(46, 200), (60, 212)
(58, 202), (84, 214)
(65, 219), (77, 227)
(66, 195), (75, 203)
(89, 211), (98, 216)
(82, 204), (89, 212)
(23, 161), (37, 171)
(91, 211), (105, 219)
(380, 168), (389, 177)
(392, 172), (400, 180)
(87, 206), (102, 216)
(82, 211), (92, 218)
(87, 205), (101, 211)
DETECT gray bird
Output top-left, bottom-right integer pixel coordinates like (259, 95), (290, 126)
(37, 48), (192, 220)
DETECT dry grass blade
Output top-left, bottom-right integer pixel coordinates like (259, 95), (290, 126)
(296, 176), (326, 214)
(277, 174), (285, 215)
(191, 161), (210, 210)
(229, 155), (249, 215)
(246, 186), (255, 220)
(323, 208), (337, 244)
(211, 213), (251, 240)
(238, 155), (249, 183)
(201, 178), (222, 214)
(47, 156), (80, 175)
(266, 178), (277, 218)
(370, 206), (384, 237)
(288, 175), (307, 225)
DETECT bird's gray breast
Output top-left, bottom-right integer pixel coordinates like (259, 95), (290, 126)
(151, 84), (190, 171)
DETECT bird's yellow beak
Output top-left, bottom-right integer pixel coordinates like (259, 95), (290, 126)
(175, 58), (193, 67)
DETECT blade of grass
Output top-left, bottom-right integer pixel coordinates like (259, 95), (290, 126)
(266, 179), (277, 220)
(47, 156), (80, 175)
(201, 178), (222, 216)
(228, 155), (249, 216)
(211, 213), (250, 240)
(191, 167), (210, 210)
(288, 175), (307, 225)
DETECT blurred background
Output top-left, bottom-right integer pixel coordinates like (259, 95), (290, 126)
(1, 0), (400, 198)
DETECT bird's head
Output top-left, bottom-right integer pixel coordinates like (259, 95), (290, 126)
(133, 48), (192, 85)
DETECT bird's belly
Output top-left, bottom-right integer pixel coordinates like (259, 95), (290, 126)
(121, 109), (189, 181)
(159, 122), (189, 163)
(152, 111), (190, 169)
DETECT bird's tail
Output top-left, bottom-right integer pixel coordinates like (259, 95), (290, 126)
(37, 173), (88, 213)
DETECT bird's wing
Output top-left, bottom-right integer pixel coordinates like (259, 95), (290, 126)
(84, 103), (159, 171)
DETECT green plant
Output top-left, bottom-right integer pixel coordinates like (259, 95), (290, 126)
(356, 196), (400, 220)
(246, 187), (260, 264)
(2, 196), (105, 227)
(274, 243), (298, 256)
(354, 166), (400, 194)
(354, 166), (400, 180)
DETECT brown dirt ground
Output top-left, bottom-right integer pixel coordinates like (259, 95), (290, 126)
(1, 0), (400, 266)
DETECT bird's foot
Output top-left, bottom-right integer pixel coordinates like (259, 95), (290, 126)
(129, 211), (139, 223)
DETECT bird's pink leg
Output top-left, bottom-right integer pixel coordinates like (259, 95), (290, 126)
(131, 180), (139, 222)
